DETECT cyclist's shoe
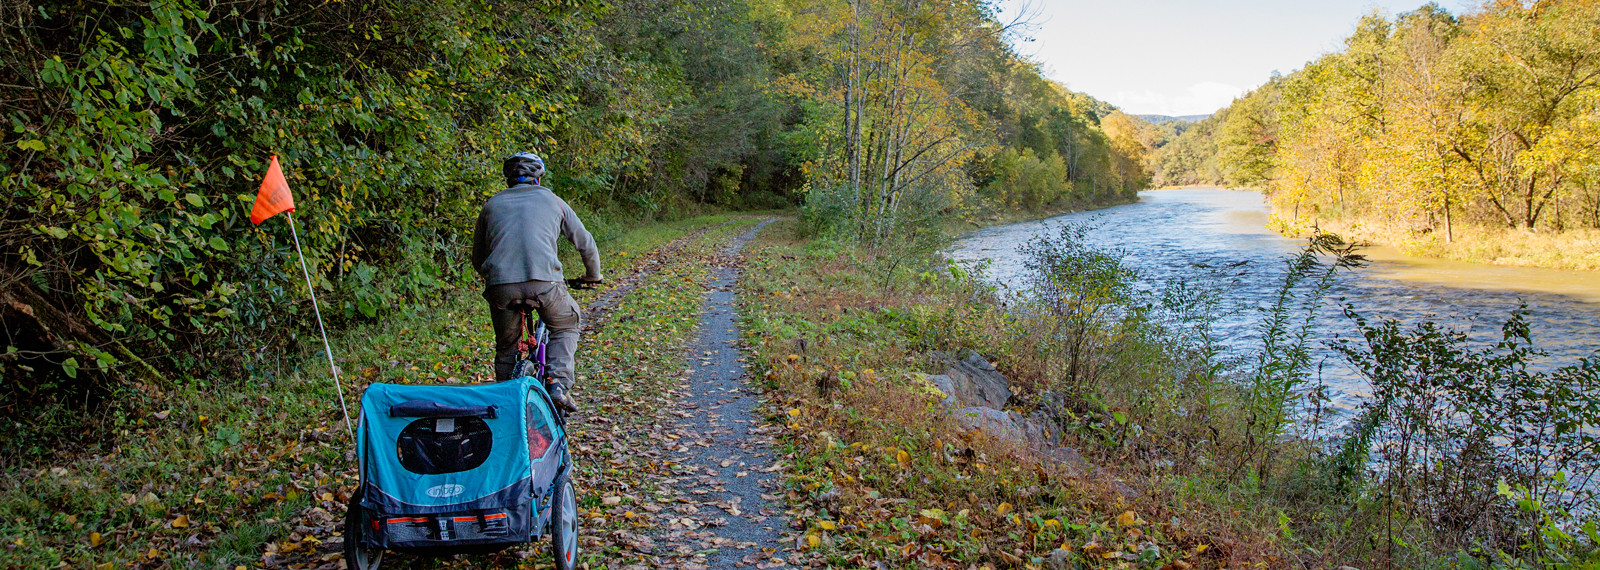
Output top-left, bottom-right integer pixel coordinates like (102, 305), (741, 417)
(547, 380), (578, 413)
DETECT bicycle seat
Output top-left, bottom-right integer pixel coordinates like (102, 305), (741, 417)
(505, 299), (539, 312)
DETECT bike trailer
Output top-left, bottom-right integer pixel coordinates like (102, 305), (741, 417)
(348, 377), (569, 556)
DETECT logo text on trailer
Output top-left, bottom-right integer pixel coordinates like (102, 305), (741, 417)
(425, 484), (465, 498)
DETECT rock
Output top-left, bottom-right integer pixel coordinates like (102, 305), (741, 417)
(1046, 547), (1072, 569)
(1043, 446), (1089, 474)
(954, 407), (1021, 438)
(1018, 410), (1061, 447)
(917, 373), (959, 408)
(932, 350), (1011, 409)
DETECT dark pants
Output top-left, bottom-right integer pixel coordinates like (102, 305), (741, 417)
(483, 280), (582, 384)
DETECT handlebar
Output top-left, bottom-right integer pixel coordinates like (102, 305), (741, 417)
(565, 278), (602, 290)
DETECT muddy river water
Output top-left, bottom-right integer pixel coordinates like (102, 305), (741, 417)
(950, 187), (1599, 418)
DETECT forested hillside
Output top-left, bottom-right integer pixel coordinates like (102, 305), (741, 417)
(1, 0), (1152, 454)
(1155, 0), (1600, 268)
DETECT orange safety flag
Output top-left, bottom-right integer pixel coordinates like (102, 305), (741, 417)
(250, 155), (296, 225)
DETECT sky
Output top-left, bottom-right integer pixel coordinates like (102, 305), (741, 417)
(996, 0), (1476, 117)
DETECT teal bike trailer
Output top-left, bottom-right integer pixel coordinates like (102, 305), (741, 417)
(344, 377), (578, 569)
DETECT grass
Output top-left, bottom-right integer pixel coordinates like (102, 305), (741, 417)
(0, 214), (739, 569)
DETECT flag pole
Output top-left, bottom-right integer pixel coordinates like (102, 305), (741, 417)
(285, 210), (356, 441)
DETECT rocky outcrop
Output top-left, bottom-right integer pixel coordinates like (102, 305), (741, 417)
(921, 352), (1116, 489)
(931, 349), (1012, 409)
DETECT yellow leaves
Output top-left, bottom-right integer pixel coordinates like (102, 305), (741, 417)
(895, 448), (910, 469)
(805, 534), (821, 548)
(89, 532), (103, 546)
(995, 502), (1012, 516)
(1116, 510), (1144, 527)
(815, 520), (836, 531)
(171, 515), (190, 528)
(786, 354), (800, 362)
(787, 408), (801, 417)
(320, 492), (335, 502)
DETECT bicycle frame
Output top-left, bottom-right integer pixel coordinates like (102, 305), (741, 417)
(516, 309), (550, 381)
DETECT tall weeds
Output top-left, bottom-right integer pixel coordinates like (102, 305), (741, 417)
(1332, 305), (1600, 565)
(1235, 233), (1365, 483)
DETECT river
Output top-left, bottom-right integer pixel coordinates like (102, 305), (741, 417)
(950, 187), (1600, 420)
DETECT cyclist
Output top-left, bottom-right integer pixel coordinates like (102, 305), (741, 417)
(471, 151), (602, 412)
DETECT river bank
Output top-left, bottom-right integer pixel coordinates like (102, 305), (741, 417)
(954, 188), (1600, 417)
(945, 189), (1600, 566)
(1154, 186), (1600, 271)
(739, 217), (1283, 567)
(1293, 216), (1600, 272)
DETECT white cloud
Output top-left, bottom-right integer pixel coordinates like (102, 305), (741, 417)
(1109, 81), (1248, 117)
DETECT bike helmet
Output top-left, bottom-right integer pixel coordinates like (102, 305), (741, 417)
(503, 152), (546, 185)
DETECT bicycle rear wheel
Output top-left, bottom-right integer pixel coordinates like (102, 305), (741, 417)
(511, 358), (537, 380)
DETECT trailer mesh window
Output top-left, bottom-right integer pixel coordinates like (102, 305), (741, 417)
(396, 416), (492, 475)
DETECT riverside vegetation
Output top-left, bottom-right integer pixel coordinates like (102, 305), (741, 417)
(1153, 0), (1600, 270)
(747, 211), (1600, 567)
(6, 0), (1599, 568)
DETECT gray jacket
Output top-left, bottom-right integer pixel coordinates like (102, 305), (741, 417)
(471, 184), (602, 286)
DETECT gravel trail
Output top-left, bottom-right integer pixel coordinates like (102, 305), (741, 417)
(651, 219), (794, 569)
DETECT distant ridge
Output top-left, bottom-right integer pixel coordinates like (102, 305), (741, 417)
(1137, 114), (1211, 124)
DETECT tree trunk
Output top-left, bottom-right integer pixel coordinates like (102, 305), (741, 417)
(1443, 195), (1453, 244)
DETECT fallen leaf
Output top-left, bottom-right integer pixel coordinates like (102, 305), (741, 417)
(171, 515), (190, 529)
(1117, 510), (1139, 526)
(995, 502), (1012, 516)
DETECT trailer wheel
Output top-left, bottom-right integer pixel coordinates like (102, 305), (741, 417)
(344, 490), (384, 570)
(549, 474), (578, 570)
